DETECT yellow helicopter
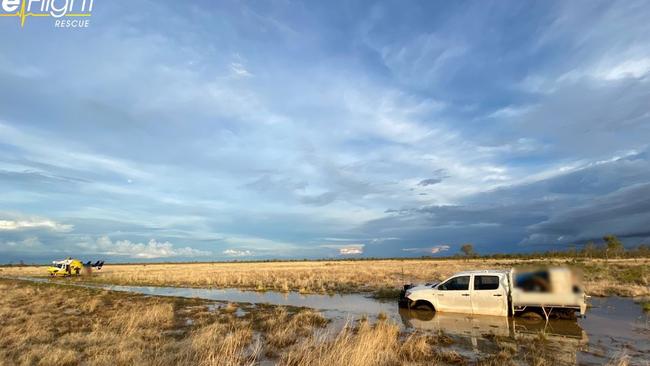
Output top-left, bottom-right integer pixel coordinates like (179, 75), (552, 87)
(47, 257), (104, 276)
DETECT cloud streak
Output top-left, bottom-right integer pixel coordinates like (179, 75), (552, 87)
(0, 218), (73, 232)
(402, 245), (450, 254)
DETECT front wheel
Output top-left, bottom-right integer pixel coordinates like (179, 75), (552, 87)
(413, 301), (435, 311)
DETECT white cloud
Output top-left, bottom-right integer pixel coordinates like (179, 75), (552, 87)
(220, 235), (300, 253)
(555, 58), (650, 84)
(223, 249), (253, 257)
(86, 236), (211, 259)
(320, 243), (365, 255)
(320, 237), (360, 242)
(430, 245), (450, 254)
(0, 218), (73, 232)
(402, 245), (450, 254)
(338, 244), (364, 255)
(486, 105), (532, 119)
(597, 58), (650, 81)
(230, 62), (253, 78)
(341, 89), (439, 144)
(368, 237), (400, 244)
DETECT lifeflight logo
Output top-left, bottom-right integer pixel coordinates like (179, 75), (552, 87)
(0, 0), (94, 28)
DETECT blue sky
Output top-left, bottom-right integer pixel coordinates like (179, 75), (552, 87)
(1, 0), (650, 263)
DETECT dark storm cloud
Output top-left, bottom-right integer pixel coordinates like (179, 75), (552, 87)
(366, 151), (650, 253)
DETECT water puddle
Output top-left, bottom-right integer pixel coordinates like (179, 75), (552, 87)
(5, 276), (648, 364)
(399, 300), (648, 365)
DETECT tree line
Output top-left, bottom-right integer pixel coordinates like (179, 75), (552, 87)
(458, 234), (650, 260)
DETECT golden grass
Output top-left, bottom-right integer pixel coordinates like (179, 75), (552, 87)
(0, 279), (265, 366)
(2, 257), (647, 296)
(2, 278), (466, 366)
(279, 319), (471, 366)
(0, 278), (638, 365)
(258, 307), (328, 350)
(183, 322), (258, 366)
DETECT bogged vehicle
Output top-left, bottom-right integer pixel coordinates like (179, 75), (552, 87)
(400, 267), (587, 319)
(47, 258), (104, 276)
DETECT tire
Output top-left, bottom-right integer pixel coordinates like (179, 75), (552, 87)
(519, 310), (544, 320)
(413, 301), (435, 311)
(551, 309), (577, 320)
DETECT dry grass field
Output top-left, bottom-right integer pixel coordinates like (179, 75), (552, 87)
(0, 279), (504, 366)
(2, 257), (648, 297)
(3, 278), (632, 366)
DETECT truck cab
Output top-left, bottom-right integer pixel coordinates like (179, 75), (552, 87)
(405, 270), (510, 316)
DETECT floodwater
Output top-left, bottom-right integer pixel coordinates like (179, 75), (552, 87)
(6, 277), (649, 365)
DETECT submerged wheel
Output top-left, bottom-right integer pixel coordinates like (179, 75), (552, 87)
(413, 301), (435, 311)
(519, 310), (544, 320)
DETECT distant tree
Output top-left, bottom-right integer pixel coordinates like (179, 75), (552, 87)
(604, 234), (624, 259)
(637, 244), (650, 257)
(460, 243), (476, 259)
(582, 242), (597, 259)
(568, 244), (577, 259)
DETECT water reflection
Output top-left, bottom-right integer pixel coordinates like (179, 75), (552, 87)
(398, 298), (649, 366)
(399, 308), (588, 364)
(400, 307), (586, 337)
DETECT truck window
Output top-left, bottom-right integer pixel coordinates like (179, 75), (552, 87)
(474, 275), (500, 290)
(438, 276), (469, 291)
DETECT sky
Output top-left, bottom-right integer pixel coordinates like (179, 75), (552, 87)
(1, 0), (650, 263)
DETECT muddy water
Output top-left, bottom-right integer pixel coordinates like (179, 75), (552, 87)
(6, 277), (649, 365)
(399, 298), (649, 365)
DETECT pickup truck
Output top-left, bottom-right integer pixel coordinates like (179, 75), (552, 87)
(400, 268), (588, 319)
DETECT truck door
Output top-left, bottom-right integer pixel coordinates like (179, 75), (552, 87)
(435, 275), (472, 314)
(470, 275), (507, 316)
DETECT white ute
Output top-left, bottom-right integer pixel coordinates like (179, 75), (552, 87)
(402, 268), (587, 319)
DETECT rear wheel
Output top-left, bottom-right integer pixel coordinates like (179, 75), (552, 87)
(552, 309), (577, 320)
(519, 310), (544, 320)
